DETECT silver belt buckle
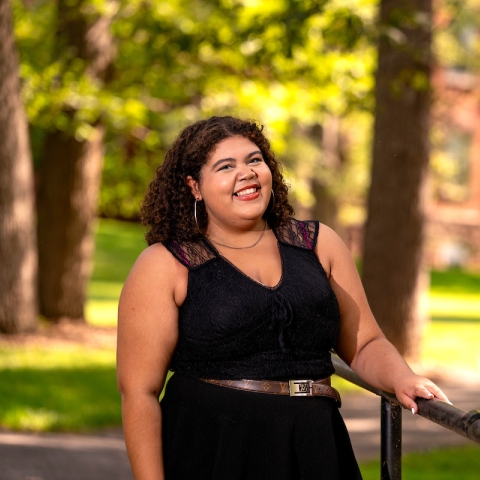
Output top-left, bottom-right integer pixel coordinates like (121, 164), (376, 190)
(289, 379), (313, 396)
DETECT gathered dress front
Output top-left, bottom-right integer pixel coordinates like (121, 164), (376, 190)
(161, 218), (362, 480)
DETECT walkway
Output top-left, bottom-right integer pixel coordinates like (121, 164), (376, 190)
(0, 378), (478, 479)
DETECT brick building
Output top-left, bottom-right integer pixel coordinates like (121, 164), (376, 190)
(427, 67), (480, 268)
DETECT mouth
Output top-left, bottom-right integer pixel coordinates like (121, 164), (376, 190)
(233, 185), (261, 197)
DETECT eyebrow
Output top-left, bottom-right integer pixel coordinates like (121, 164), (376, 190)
(211, 150), (263, 170)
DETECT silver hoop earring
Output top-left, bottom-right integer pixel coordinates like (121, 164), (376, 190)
(194, 200), (199, 230)
(267, 190), (275, 214)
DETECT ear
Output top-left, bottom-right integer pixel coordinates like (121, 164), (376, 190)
(186, 176), (202, 201)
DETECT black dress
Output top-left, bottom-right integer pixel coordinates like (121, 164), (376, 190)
(161, 219), (362, 480)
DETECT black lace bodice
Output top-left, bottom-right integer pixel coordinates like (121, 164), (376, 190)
(163, 218), (340, 380)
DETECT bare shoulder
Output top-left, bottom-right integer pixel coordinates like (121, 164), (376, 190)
(117, 242), (185, 395)
(121, 242), (188, 307)
(315, 223), (351, 278)
(127, 242), (178, 280)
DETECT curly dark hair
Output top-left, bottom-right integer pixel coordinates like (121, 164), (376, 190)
(141, 116), (294, 245)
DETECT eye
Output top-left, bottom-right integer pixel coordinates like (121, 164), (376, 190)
(249, 157), (263, 164)
(218, 164), (234, 171)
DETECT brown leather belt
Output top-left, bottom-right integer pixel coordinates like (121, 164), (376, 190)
(199, 377), (341, 407)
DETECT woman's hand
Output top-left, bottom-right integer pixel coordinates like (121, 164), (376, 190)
(392, 373), (452, 414)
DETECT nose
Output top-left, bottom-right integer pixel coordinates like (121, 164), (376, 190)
(238, 165), (256, 180)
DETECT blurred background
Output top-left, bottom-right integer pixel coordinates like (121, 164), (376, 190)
(0, 0), (479, 478)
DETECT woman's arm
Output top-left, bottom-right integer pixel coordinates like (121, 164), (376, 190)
(117, 243), (187, 479)
(316, 224), (450, 413)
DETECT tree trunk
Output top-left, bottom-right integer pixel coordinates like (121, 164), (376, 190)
(362, 0), (432, 359)
(311, 117), (342, 231)
(37, 126), (105, 320)
(311, 179), (338, 229)
(37, 0), (114, 321)
(0, 0), (38, 333)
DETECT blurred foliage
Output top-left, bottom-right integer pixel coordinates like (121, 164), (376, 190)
(12, 0), (376, 221)
(434, 0), (480, 71)
(10, 0), (478, 220)
(431, 127), (472, 202)
(430, 0), (480, 203)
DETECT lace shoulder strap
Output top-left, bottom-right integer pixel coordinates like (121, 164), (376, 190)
(275, 218), (319, 251)
(163, 239), (216, 269)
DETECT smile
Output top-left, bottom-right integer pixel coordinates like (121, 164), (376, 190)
(235, 187), (258, 197)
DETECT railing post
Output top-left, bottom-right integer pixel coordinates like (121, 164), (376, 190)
(381, 397), (402, 480)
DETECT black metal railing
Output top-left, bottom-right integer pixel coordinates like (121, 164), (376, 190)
(331, 355), (480, 480)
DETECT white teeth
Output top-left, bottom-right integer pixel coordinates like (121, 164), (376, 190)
(236, 188), (257, 196)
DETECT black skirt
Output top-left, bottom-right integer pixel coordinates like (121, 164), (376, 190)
(161, 374), (362, 480)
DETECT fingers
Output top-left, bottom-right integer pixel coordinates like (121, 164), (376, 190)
(414, 381), (452, 405)
(416, 385), (435, 400)
(423, 383), (452, 405)
(396, 392), (419, 414)
(395, 379), (453, 415)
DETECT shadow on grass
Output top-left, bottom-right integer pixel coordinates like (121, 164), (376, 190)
(0, 366), (121, 432)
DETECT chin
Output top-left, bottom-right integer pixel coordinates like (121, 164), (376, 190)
(236, 208), (267, 222)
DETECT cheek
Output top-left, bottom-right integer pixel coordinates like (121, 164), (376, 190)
(260, 166), (273, 186)
(202, 176), (233, 199)
(216, 177), (234, 194)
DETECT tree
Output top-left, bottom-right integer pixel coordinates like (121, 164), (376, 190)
(0, 0), (37, 333)
(362, 0), (432, 358)
(36, 0), (115, 321)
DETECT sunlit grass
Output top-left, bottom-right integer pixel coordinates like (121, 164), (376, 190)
(0, 219), (143, 431)
(0, 345), (119, 431)
(429, 293), (480, 320)
(0, 344), (115, 370)
(430, 268), (480, 296)
(421, 321), (480, 373)
(429, 269), (480, 322)
(91, 218), (146, 283)
(86, 280), (122, 327)
(359, 444), (480, 480)
(425, 269), (480, 374)
(86, 219), (144, 326)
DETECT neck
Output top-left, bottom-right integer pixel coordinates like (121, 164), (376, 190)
(206, 218), (267, 247)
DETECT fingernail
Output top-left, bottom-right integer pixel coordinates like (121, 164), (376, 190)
(411, 408), (415, 415)
(427, 392), (433, 397)
(447, 399), (453, 405)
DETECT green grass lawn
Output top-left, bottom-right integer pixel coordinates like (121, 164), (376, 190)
(359, 445), (480, 480)
(86, 218), (146, 326)
(0, 345), (118, 431)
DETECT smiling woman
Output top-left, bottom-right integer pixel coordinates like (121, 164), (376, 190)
(116, 116), (450, 480)
(186, 136), (273, 238)
(140, 117), (293, 243)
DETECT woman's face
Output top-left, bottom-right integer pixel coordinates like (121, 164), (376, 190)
(187, 135), (273, 228)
